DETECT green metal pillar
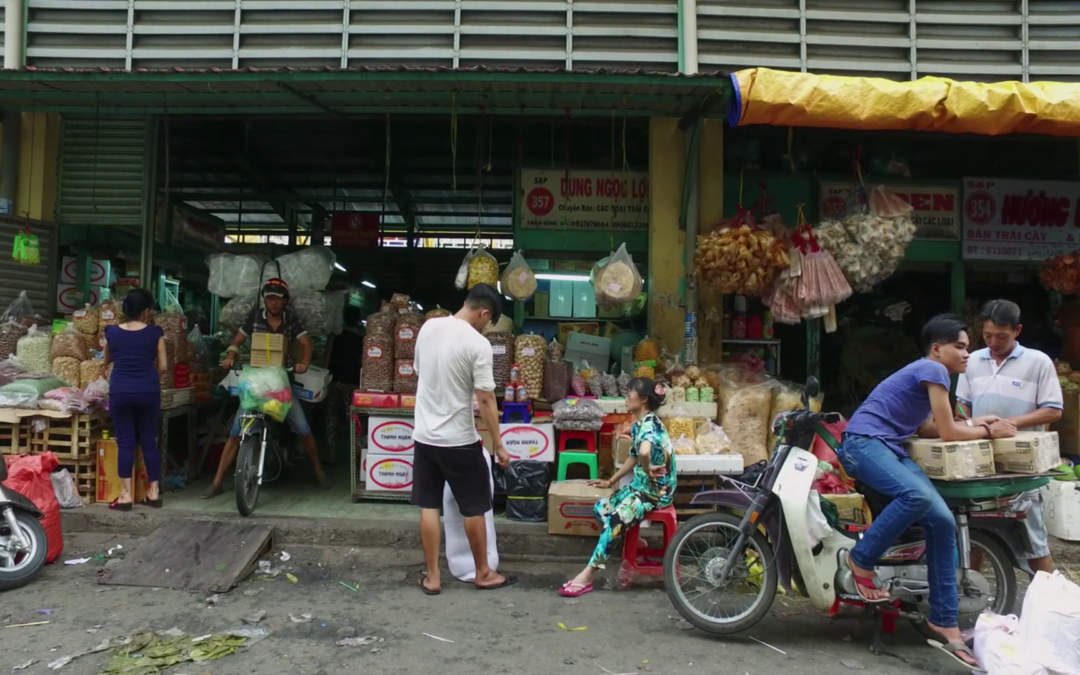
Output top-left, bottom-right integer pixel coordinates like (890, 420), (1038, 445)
(75, 247), (92, 309)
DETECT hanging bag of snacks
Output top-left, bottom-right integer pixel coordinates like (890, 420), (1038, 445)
(695, 211), (791, 297)
(500, 250), (537, 302)
(12, 228), (40, 265)
(594, 243), (643, 305)
(466, 243), (500, 290)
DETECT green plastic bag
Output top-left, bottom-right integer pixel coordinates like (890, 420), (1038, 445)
(12, 228), (39, 265)
(237, 365), (292, 423)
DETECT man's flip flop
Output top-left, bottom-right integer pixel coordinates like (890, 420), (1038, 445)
(418, 575), (440, 596)
(558, 582), (593, 598)
(845, 555), (889, 604)
(927, 640), (984, 673)
(477, 575), (518, 590)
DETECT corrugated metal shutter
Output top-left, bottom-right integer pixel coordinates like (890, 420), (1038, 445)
(56, 116), (155, 229)
(0, 217), (57, 317)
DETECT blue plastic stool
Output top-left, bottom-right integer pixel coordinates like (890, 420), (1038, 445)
(501, 402), (532, 423)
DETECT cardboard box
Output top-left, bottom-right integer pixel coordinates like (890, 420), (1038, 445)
(367, 416), (415, 455)
(56, 285), (103, 314)
(992, 431), (1061, 474)
(548, 480), (612, 536)
(352, 391), (400, 408)
(1052, 391), (1080, 458)
(614, 436), (633, 465)
(400, 395), (417, 409)
(905, 438), (995, 481)
(95, 439), (150, 504)
(822, 492), (871, 525)
(476, 421), (556, 462)
(1043, 480), (1080, 542)
(250, 332), (287, 367)
(61, 256), (112, 285)
(565, 332), (611, 371)
(365, 453), (414, 492)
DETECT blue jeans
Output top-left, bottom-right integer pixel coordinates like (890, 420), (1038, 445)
(229, 400), (312, 437)
(838, 434), (959, 627)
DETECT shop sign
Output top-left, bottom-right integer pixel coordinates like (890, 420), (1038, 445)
(368, 416), (415, 453)
(519, 169), (648, 231)
(819, 182), (960, 240)
(500, 423), (554, 461)
(171, 208), (226, 250)
(330, 213), (379, 248)
(962, 177), (1080, 260)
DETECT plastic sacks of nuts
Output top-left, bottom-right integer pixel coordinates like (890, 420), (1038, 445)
(553, 398), (604, 431)
(425, 306), (451, 320)
(593, 244), (643, 305)
(586, 373), (605, 398)
(52, 357), (81, 386)
(571, 372), (587, 397)
(696, 421), (733, 455)
(673, 436), (697, 455)
(366, 309), (397, 338)
(73, 305), (100, 335)
(466, 245), (500, 290)
(548, 337), (565, 361)
(17, 326), (52, 374)
(159, 367), (175, 390)
(616, 372), (632, 397)
(79, 360), (104, 388)
(362, 333), (393, 392)
(515, 335), (546, 400)
(393, 359), (417, 394)
(394, 313), (423, 359)
(543, 359), (572, 402)
(220, 295), (257, 332)
(99, 298), (120, 327)
(718, 366), (777, 466)
(695, 221), (790, 296)
(665, 409), (696, 442)
(487, 332), (515, 389)
(0, 322), (27, 361)
(501, 250), (537, 301)
(51, 326), (89, 361)
(600, 373), (619, 397)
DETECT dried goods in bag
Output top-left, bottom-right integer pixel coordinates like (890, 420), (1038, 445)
(483, 315), (514, 335)
(17, 325), (52, 374)
(487, 332), (515, 389)
(79, 359), (104, 388)
(695, 219), (790, 296)
(51, 325), (89, 361)
(52, 357), (81, 386)
(0, 321), (27, 361)
(616, 372), (632, 397)
(73, 304), (100, 335)
(515, 334), (546, 401)
(501, 250), (537, 301)
(548, 337), (564, 361)
(594, 244), (643, 305)
(425, 306), (451, 320)
(542, 359), (572, 402)
(219, 294), (257, 332)
(394, 313), (423, 359)
(366, 309), (397, 338)
(273, 246), (336, 293)
(393, 359), (417, 394)
(717, 367), (777, 466)
(289, 292), (333, 337)
(673, 436), (697, 456)
(464, 244), (499, 290)
(553, 398), (604, 431)
(665, 407), (695, 442)
(696, 421), (733, 455)
(98, 297), (120, 327)
(362, 333), (393, 392)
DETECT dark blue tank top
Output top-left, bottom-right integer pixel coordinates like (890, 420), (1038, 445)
(105, 324), (164, 394)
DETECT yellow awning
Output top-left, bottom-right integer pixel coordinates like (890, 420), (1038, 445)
(728, 68), (1080, 137)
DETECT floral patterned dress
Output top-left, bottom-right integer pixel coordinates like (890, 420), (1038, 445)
(588, 411), (677, 569)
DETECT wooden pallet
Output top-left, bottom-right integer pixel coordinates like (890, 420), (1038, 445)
(161, 388), (195, 410)
(58, 458), (97, 505)
(674, 476), (720, 520)
(0, 420), (24, 455)
(20, 412), (110, 462)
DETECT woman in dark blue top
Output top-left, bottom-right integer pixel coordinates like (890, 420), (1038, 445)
(103, 288), (167, 511)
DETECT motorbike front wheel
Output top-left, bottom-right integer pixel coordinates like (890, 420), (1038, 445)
(663, 511), (779, 635)
(235, 433), (264, 517)
(0, 509), (48, 591)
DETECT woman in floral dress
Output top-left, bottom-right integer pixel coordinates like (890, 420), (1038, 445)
(559, 377), (676, 597)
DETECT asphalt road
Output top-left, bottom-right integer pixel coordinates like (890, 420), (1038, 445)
(0, 532), (988, 675)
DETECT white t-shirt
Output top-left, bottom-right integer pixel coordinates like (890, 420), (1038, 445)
(412, 316), (496, 447)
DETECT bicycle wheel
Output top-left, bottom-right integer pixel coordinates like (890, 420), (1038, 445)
(235, 433), (263, 517)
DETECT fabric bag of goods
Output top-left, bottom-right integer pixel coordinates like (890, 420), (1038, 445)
(393, 359), (417, 394)
(594, 244), (643, 305)
(51, 324), (89, 361)
(501, 250), (537, 302)
(443, 450), (499, 581)
(79, 359), (104, 388)
(0, 377), (65, 408)
(0, 321), (27, 361)
(219, 294), (257, 332)
(1018, 571), (1080, 674)
(238, 365), (293, 423)
(515, 334), (546, 401)
(272, 246), (336, 292)
(695, 219), (791, 297)
(552, 398), (604, 431)
(718, 366), (778, 466)
(72, 304), (100, 336)
(500, 460), (551, 522)
(542, 359), (572, 402)
(696, 421), (734, 455)
(52, 356), (81, 387)
(2, 452), (63, 563)
(394, 313), (423, 359)
(486, 332), (515, 389)
(16, 325), (52, 374)
(361, 332), (393, 392)
(464, 243), (500, 290)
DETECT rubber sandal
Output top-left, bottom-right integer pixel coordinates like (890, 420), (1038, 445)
(201, 484), (223, 500)
(845, 554), (889, 604)
(418, 574), (441, 596)
(927, 640), (983, 672)
(109, 499), (132, 512)
(477, 574), (518, 590)
(140, 498), (163, 509)
(558, 582), (593, 598)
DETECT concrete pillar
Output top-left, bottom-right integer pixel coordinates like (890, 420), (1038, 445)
(696, 119), (724, 364)
(647, 117), (686, 355)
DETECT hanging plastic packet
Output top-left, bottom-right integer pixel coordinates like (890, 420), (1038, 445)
(12, 228), (40, 265)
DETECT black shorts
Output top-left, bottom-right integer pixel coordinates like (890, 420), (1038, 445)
(411, 440), (493, 518)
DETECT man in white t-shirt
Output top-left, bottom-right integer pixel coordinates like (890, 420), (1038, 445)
(412, 283), (514, 595)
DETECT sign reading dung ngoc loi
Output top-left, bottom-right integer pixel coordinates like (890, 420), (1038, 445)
(520, 169), (648, 231)
(962, 177), (1080, 261)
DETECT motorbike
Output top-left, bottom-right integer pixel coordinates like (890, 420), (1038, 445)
(0, 457), (48, 591)
(663, 377), (1046, 650)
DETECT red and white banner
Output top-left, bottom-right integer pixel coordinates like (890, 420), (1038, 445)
(962, 177), (1080, 260)
(819, 182), (959, 240)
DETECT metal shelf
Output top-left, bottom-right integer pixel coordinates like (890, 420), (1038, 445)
(722, 339), (781, 345)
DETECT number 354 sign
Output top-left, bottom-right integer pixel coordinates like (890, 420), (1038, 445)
(519, 169), (649, 231)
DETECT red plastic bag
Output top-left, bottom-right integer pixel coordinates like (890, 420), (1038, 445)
(2, 452), (63, 563)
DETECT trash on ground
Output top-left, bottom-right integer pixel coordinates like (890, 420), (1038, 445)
(286, 573), (298, 584)
(557, 623), (588, 632)
(279, 551), (291, 562)
(337, 636), (378, 647)
(289, 614), (313, 624)
(95, 631), (250, 674)
(64, 558), (91, 565)
(339, 581), (359, 592)
(37, 609), (52, 616)
(223, 627), (271, 646)
(674, 620), (694, 631)
(12, 659), (36, 670)
(157, 627), (186, 638)
(46, 656), (72, 670)
(841, 658), (865, 669)
(241, 610), (267, 625)
(748, 636), (786, 655)
(5, 621), (50, 628)
(256, 560), (280, 577)
(106, 544), (123, 557)
(204, 594), (222, 606)
(423, 633), (455, 644)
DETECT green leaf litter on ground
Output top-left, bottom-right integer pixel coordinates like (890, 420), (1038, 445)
(99, 632), (248, 675)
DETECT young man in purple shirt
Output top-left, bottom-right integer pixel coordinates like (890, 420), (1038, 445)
(840, 314), (1015, 669)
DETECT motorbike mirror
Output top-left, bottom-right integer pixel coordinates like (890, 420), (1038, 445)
(804, 377), (820, 405)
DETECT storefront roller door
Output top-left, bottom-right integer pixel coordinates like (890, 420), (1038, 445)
(0, 217), (57, 317)
(57, 116), (155, 230)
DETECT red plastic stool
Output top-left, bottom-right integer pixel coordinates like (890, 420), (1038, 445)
(557, 429), (597, 454)
(619, 506), (678, 589)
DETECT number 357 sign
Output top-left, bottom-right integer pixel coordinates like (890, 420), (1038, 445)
(519, 169), (649, 231)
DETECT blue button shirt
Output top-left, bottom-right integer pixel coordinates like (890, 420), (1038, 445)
(845, 358), (952, 458)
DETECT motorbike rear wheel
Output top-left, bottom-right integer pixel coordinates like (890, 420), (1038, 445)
(235, 433), (263, 517)
(663, 511), (778, 635)
(0, 509), (47, 592)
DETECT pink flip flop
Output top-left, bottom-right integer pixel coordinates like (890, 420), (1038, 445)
(559, 582), (593, 598)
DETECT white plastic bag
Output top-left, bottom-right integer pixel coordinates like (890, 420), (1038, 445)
(272, 246), (336, 293)
(806, 491), (832, 547)
(974, 613), (1047, 675)
(442, 451), (498, 582)
(51, 469), (84, 509)
(1019, 571), (1080, 674)
(500, 250), (537, 301)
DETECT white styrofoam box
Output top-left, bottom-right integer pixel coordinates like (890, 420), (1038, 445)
(565, 332), (611, 371)
(596, 398), (628, 414)
(60, 256), (112, 285)
(56, 285), (103, 314)
(658, 402), (719, 420)
(500, 422), (556, 463)
(365, 453), (414, 493)
(1044, 480), (1080, 542)
(367, 416), (415, 455)
(677, 454), (745, 476)
(292, 365), (332, 403)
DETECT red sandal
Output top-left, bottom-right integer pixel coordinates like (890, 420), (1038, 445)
(558, 582), (593, 598)
(846, 555), (888, 604)
(109, 499), (132, 512)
